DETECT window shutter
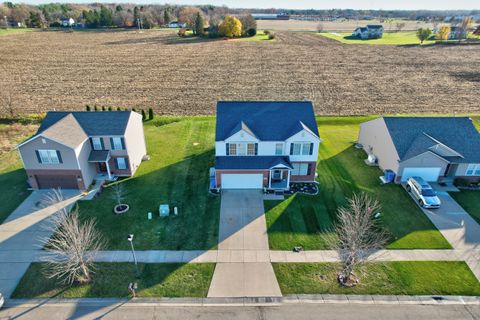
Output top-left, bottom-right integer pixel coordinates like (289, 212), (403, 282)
(114, 158), (119, 169)
(309, 143), (314, 155)
(121, 137), (126, 150)
(290, 143), (294, 155)
(307, 163), (312, 175)
(100, 138), (105, 150)
(255, 143), (258, 155)
(226, 143), (229, 156)
(35, 150), (42, 163)
(110, 137), (114, 150)
(89, 138), (94, 149)
(56, 151), (63, 164)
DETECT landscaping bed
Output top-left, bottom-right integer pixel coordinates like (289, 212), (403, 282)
(265, 117), (451, 250)
(273, 261), (480, 296)
(12, 262), (215, 298)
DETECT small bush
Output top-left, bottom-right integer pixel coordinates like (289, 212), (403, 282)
(247, 28), (257, 37)
(102, 106), (106, 111)
(86, 105), (91, 111)
(117, 107), (121, 111)
(264, 30), (270, 35)
(94, 105), (98, 112)
(178, 28), (187, 37)
(268, 33), (276, 40)
(148, 108), (154, 120)
(141, 109), (146, 120)
(108, 106), (112, 111)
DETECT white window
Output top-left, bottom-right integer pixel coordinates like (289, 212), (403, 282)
(291, 142), (312, 156)
(275, 143), (283, 155)
(292, 143), (302, 155)
(302, 143), (311, 155)
(111, 137), (124, 150)
(116, 157), (127, 170)
(229, 143), (237, 155)
(292, 163), (309, 176)
(247, 143), (256, 155)
(466, 164), (480, 176)
(92, 137), (102, 150)
(38, 150), (60, 164)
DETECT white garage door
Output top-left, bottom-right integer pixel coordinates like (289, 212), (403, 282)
(401, 167), (442, 182)
(221, 174), (263, 189)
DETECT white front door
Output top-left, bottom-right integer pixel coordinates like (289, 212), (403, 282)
(221, 174), (263, 189)
(401, 167), (442, 182)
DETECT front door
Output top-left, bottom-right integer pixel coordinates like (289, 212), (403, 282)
(98, 162), (107, 172)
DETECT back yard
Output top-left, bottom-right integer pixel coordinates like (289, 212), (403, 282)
(266, 117), (451, 250)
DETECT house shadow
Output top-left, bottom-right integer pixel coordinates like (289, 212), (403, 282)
(266, 145), (460, 249)
(0, 168), (31, 224)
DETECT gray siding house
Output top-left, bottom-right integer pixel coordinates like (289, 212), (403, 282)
(358, 117), (480, 183)
(17, 111), (147, 190)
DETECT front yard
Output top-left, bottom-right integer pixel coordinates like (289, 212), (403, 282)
(266, 117), (451, 250)
(76, 118), (220, 250)
(450, 191), (480, 225)
(13, 262), (214, 298)
(273, 261), (480, 296)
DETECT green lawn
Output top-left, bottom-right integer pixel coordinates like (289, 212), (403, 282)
(266, 117), (451, 250)
(13, 262), (214, 298)
(0, 28), (36, 36)
(177, 30), (273, 42)
(319, 31), (436, 45)
(450, 191), (480, 225)
(273, 262), (480, 296)
(77, 118), (220, 250)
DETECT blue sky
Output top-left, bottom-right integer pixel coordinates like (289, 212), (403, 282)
(15, 0), (480, 10)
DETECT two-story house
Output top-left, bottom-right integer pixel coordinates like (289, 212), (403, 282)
(17, 111), (147, 190)
(213, 101), (321, 190)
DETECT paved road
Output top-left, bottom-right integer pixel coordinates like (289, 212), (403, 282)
(0, 190), (81, 298)
(1, 303), (479, 319)
(208, 190), (281, 298)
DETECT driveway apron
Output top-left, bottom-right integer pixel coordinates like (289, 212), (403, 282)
(208, 190), (282, 297)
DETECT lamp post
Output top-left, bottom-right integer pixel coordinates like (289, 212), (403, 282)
(127, 234), (139, 277)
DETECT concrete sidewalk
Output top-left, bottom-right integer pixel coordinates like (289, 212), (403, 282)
(0, 190), (81, 298)
(207, 190), (281, 298)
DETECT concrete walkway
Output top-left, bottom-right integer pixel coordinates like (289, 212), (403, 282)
(0, 190), (81, 298)
(207, 190), (282, 298)
(416, 192), (480, 280)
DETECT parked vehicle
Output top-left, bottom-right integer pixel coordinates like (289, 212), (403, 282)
(0, 292), (4, 309)
(406, 176), (441, 209)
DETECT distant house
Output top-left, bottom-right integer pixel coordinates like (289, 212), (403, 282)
(352, 24), (384, 39)
(167, 21), (186, 28)
(61, 18), (75, 27)
(251, 13), (290, 20)
(434, 25), (469, 40)
(17, 111), (147, 190)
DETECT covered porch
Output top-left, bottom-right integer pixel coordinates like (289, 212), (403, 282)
(268, 166), (291, 190)
(88, 150), (113, 180)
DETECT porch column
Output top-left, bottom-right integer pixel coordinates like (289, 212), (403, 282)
(105, 159), (112, 180)
(286, 170), (291, 190)
(268, 170), (272, 189)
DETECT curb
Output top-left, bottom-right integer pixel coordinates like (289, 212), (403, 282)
(5, 295), (480, 308)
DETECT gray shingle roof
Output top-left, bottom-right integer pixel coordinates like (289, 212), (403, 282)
(37, 111), (133, 136)
(383, 117), (480, 163)
(215, 156), (293, 170)
(216, 101), (319, 141)
(88, 150), (111, 162)
(40, 114), (88, 149)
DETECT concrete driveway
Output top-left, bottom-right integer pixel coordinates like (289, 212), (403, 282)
(0, 189), (81, 298)
(208, 190), (281, 298)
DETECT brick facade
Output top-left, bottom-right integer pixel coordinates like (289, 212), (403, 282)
(290, 161), (317, 182)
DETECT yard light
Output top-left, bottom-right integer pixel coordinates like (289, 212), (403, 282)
(127, 234), (139, 277)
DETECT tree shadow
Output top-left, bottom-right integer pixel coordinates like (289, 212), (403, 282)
(451, 71), (480, 83)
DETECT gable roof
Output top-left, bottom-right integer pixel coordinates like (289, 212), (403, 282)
(216, 101), (319, 141)
(383, 117), (480, 163)
(37, 111), (134, 136)
(40, 114), (88, 149)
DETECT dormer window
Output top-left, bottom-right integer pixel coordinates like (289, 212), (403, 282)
(91, 137), (103, 150)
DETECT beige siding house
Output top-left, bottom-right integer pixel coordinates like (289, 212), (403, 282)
(358, 117), (480, 184)
(17, 111), (147, 190)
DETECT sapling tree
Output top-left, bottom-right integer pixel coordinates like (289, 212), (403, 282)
(112, 183), (125, 206)
(41, 189), (105, 285)
(330, 193), (388, 286)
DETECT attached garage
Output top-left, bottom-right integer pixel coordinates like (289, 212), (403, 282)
(400, 167), (442, 182)
(221, 173), (264, 189)
(35, 174), (79, 189)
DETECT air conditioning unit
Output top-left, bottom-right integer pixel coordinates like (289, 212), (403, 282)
(367, 154), (377, 164)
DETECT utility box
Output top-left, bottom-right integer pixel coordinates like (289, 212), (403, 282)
(159, 204), (170, 217)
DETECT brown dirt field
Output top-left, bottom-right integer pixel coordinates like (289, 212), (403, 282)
(257, 19), (435, 32)
(0, 29), (479, 116)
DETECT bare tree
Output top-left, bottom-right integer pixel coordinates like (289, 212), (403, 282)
(457, 16), (473, 39)
(316, 22), (324, 33)
(112, 183), (125, 206)
(41, 189), (105, 285)
(395, 22), (406, 32)
(330, 193), (389, 286)
(1, 90), (15, 118)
